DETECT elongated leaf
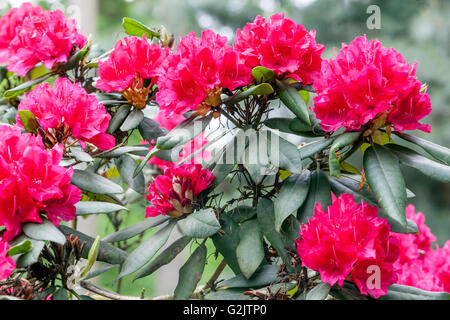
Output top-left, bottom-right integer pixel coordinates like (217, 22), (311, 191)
(134, 236), (191, 280)
(53, 288), (69, 300)
(298, 138), (335, 159)
(394, 131), (450, 165)
(69, 148), (93, 162)
(156, 114), (213, 150)
(23, 219), (66, 245)
(174, 243), (207, 300)
(380, 284), (450, 300)
(178, 208), (221, 238)
(122, 17), (160, 39)
(71, 169), (124, 195)
(363, 145), (407, 229)
(133, 147), (159, 178)
(218, 265), (279, 289)
(75, 201), (127, 216)
(306, 282), (331, 300)
(236, 219), (264, 279)
(120, 108), (144, 131)
(98, 146), (149, 159)
(115, 154), (146, 194)
(224, 83), (274, 104)
(384, 144), (450, 183)
(102, 215), (170, 243)
(4, 73), (53, 99)
(229, 206), (257, 224)
(211, 213), (241, 274)
(251, 66), (275, 84)
(107, 105), (130, 134)
(18, 110), (39, 134)
(138, 117), (167, 142)
(275, 79), (310, 125)
(15, 237), (45, 267)
(80, 236), (101, 278)
(280, 215), (301, 251)
(59, 225), (128, 265)
(266, 130), (302, 173)
(84, 264), (119, 280)
(204, 288), (251, 300)
(257, 199), (293, 271)
(116, 220), (176, 279)
(329, 132), (361, 177)
(7, 239), (33, 257)
(297, 170), (332, 223)
(274, 171), (311, 231)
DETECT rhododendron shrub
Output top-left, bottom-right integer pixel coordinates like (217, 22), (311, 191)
(0, 4), (449, 301)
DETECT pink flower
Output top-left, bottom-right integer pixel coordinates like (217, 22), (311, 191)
(97, 36), (170, 109)
(6, 8), (86, 76)
(313, 36), (431, 133)
(0, 237), (16, 280)
(17, 77), (115, 150)
(296, 193), (399, 297)
(0, 3), (44, 64)
(145, 164), (214, 218)
(392, 205), (450, 292)
(234, 13), (324, 85)
(0, 126), (82, 241)
(156, 30), (251, 117)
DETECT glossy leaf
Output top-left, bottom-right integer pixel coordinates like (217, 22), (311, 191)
(4, 73), (53, 99)
(236, 219), (264, 279)
(217, 265), (279, 289)
(211, 213), (241, 274)
(380, 284), (450, 300)
(107, 104), (130, 134)
(138, 117), (168, 142)
(275, 79), (311, 125)
(298, 138), (335, 159)
(7, 239), (33, 257)
(122, 17), (160, 39)
(224, 83), (274, 104)
(120, 108), (144, 131)
(251, 66), (275, 84)
(329, 132), (361, 177)
(75, 201), (127, 216)
(265, 130), (303, 174)
(72, 169), (124, 195)
(115, 154), (146, 194)
(178, 208), (221, 238)
(18, 110), (39, 134)
(306, 282), (331, 300)
(297, 170), (332, 223)
(23, 219), (66, 245)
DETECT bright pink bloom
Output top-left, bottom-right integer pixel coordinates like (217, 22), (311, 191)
(0, 3), (44, 64)
(97, 36), (170, 93)
(296, 193), (398, 298)
(313, 36), (431, 132)
(156, 30), (251, 117)
(234, 13), (324, 85)
(0, 126), (82, 241)
(6, 8), (86, 76)
(0, 237), (16, 280)
(392, 205), (450, 292)
(17, 77), (115, 150)
(145, 164), (214, 218)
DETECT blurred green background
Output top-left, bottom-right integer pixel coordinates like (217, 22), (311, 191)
(2, 0), (449, 298)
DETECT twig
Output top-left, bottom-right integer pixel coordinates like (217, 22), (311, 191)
(205, 258), (227, 290)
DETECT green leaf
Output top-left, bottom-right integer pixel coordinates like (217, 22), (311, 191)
(229, 206), (257, 224)
(275, 79), (311, 125)
(306, 282), (330, 300)
(329, 132), (361, 177)
(84, 264), (119, 280)
(133, 147), (159, 178)
(4, 73), (52, 99)
(156, 114), (212, 150)
(80, 235), (101, 279)
(256, 199), (294, 271)
(384, 144), (450, 183)
(53, 288), (69, 300)
(298, 138), (335, 159)
(174, 243), (207, 300)
(71, 169), (124, 195)
(120, 108), (144, 131)
(211, 213), (241, 274)
(102, 215), (170, 242)
(138, 117), (168, 142)
(18, 110), (39, 134)
(69, 147), (93, 162)
(265, 130), (303, 174)
(116, 220), (176, 279)
(218, 265), (279, 289)
(224, 83), (274, 104)
(178, 208), (221, 238)
(115, 154), (146, 194)
(15, 237), (45, 267)
(122, 17), (160, 39)
(363, 145), (407, 229)
(204, 288), (251, 300)
(394, 131), (450, 165)
(98, 146), (149, 159)
(7, 239), (33, 257)
(23, 219), (66, 245)
(380, 284), (450, 300)
(297, 170), (332, 223)
(280, 215), (301, 251)
(274, 171), (311, 231)
(236, 219), (264, 279)
(251, 66), (275, 84)
(107, 105), (130, 134)
(75, 201), (127, 216)
(59, 225), (128, 265)
(134, 236), (191, 280)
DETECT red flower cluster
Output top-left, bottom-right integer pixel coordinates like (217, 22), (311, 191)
(296, 193), (399, 298)
(0, 3), (86, 76)
(145, 164), (214, 218)
(393, 205), (450, 292)
(0, 237), (15, 280)
(156, 30), (251, 117)
(17, 77), (115, 150)
(234, 13), (324, 85)
(97, 36), (170, 109)
(0, 126), (82, 241)
(313, 36), (431, 133)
